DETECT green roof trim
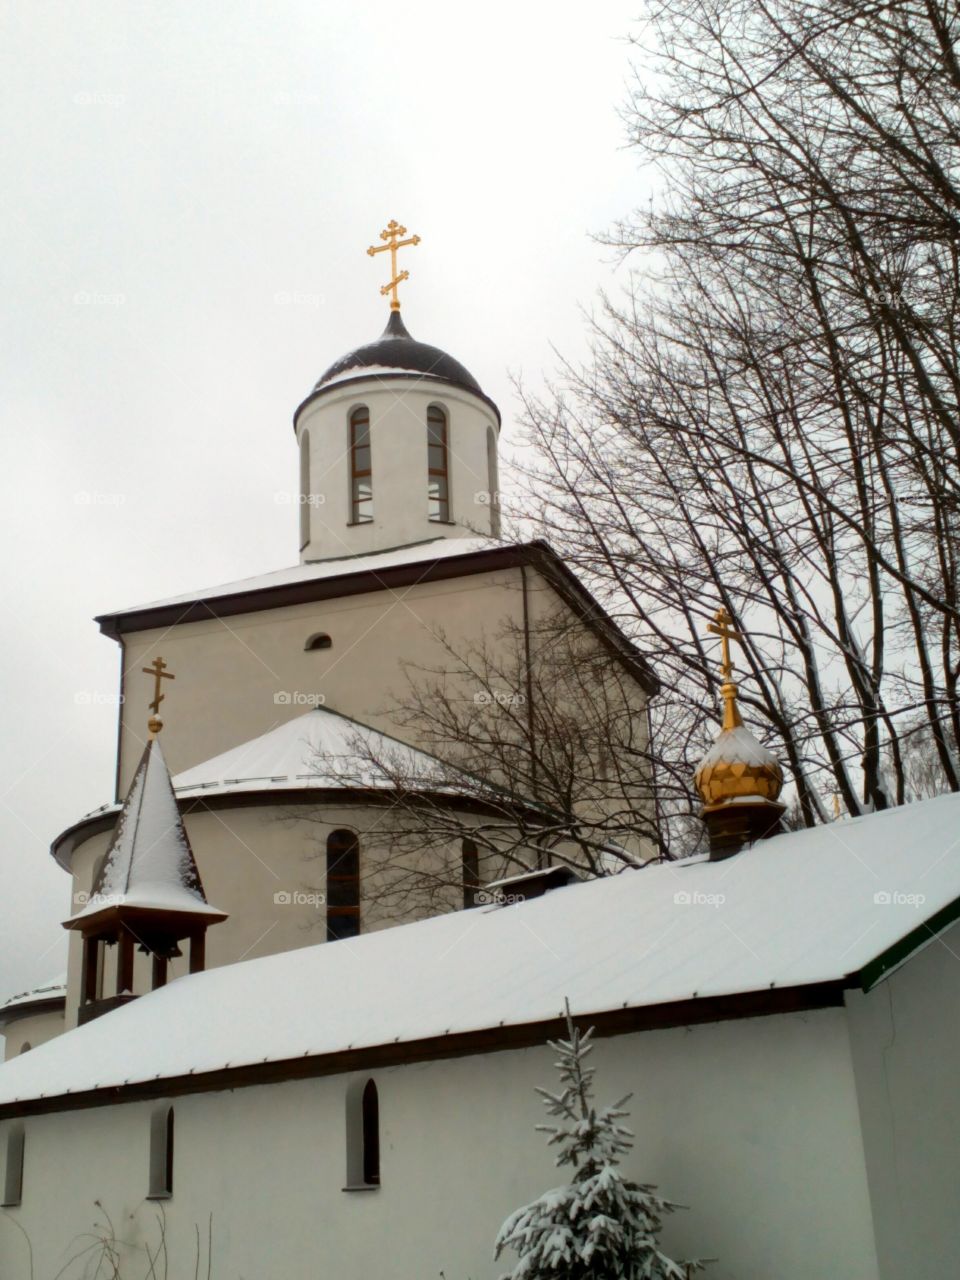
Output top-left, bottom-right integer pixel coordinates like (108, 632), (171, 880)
(858, 893), (960, 991)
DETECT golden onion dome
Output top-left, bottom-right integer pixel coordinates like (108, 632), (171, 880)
(694, 705), (784, 807)
(695, 607), (783, 809)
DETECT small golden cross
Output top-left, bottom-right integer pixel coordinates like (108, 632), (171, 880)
(367, 219), (420, 311)
(706, 606), (744, 681)
(142, 656), (175, 716)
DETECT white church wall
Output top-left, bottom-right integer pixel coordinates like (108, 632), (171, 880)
(114, 565), (535, 793)
(845, 918), (960, 1280)
(63, 801), (487, 1029)
(296, 379), (499, 560)
(0, 1007), (879, 1280)
(0, 1007), (64, 1062)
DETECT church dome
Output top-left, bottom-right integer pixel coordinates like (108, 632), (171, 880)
(314, 310), (485, 398)
(695, 721), (784, 807)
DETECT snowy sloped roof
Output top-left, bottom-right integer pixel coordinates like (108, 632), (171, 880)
(9, 792), (960, 1110)
(51, 708), (534, 872)
(0, 975), (67, 1015)
(67, 737), (222, 925)
(100, 536), (495, 617)
(172, 706), (475, 798)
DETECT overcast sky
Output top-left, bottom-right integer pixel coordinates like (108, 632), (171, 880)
(0, 1), (648, 1004)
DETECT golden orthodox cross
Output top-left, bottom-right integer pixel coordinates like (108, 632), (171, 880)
(367, 220), (420, 311)
(142, 656), (175, 716)
(707, 606), (743, 680)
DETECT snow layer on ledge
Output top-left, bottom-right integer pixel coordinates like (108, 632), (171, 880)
(7, 792), (960, 1107)
(104, 536), (501, 616)
(173, 707), (467, 798)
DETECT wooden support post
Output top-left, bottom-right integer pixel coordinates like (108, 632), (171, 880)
(152, 952), (168, 990)
(116, 930), (134, 995)
(189, 930), (206, 974)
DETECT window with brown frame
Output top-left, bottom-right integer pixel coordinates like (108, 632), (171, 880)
(427, 405), (450, 522)
(361, 1079), (380, 1185)
(299, 430), (311, 549)
(326, 829), (360, 940)
(461, 837), (480, 908)
(349, 407), (373, 524)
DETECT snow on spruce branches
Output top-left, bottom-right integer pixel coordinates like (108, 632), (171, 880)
(495, 1002), (703, 1280)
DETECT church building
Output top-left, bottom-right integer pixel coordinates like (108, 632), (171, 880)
(1, 227), (959, 1280)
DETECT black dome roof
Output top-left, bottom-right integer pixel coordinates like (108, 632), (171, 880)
(315, 310), (484, 397)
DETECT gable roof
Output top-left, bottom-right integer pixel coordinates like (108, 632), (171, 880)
(92, 538), (657, 695)
(8, 791), (960, 1117)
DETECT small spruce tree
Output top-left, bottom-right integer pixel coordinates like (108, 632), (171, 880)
(495, 1002), (703, 1280)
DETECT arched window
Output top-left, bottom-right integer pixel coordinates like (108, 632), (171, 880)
(18, 1042), (31, 1055)
(361, 1080), (380, 1185)
(304, 632), (332, 651)
(299, 430), (311, 550)
(486, 425), (501, 536)
(326, 829), (360, 940)
(2, 1123), (24, 1207)
(344, 1077), (381, 1189)
(349, 407), (373, 524)
(427, 405), (450, 522)
(148, 1104), (174, 1199)
(462, 838), (480, 909)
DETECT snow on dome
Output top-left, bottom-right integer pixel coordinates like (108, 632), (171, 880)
(7, 791), (960, 1109)
(698, 724), (780, 771)
(312, 310), (486, 399)
(172, 706), (478, 798)
(695, 723), (784, 806)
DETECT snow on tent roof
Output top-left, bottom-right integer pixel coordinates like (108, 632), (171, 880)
(8, 791), (960, 1108)
(69, 736), (220, 924)
(101, 536), (497, 615)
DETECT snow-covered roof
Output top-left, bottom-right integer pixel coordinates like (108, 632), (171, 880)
(0, 975), (67, 1016)
(102, 536), (496, 617)
(9, 792), (960, 1109)
(172, 706), (472, 798)
(68, 737), (222, 926)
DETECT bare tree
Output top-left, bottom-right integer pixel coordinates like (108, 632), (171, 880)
(297, 610), (680, 926)
(515, 0), (960, 826)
